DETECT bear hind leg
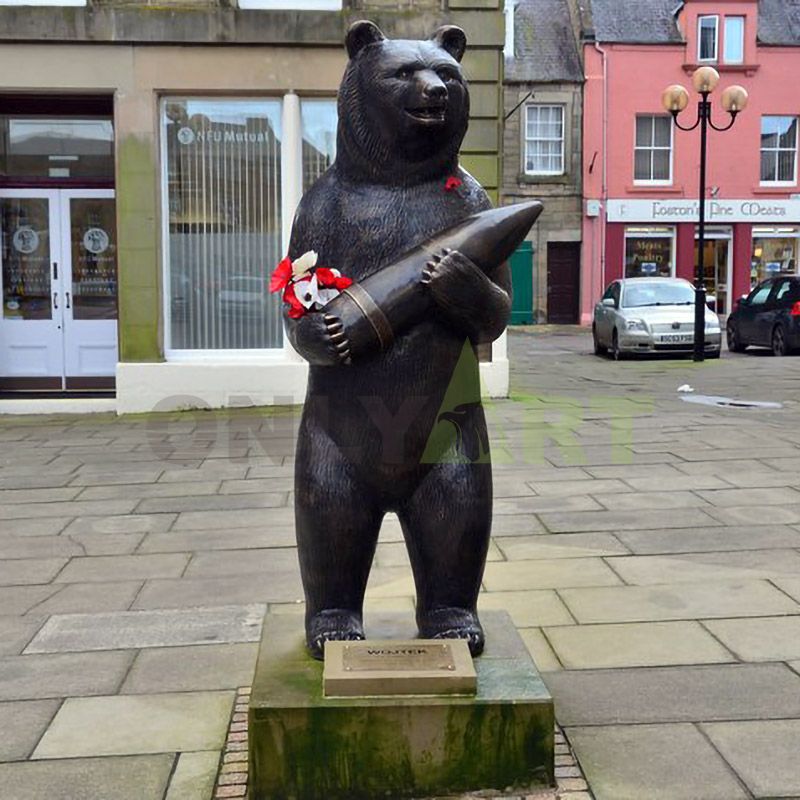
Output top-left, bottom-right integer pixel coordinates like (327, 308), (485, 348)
(398, 461), (492, 657)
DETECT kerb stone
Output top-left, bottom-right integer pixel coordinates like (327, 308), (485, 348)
(249, 610), (554, 800)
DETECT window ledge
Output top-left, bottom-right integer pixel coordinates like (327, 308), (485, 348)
(518, 173), (572, 185)
(683, 63), (759, 76)
(626, 185), (685, 194)
(754, 185), (797, 194)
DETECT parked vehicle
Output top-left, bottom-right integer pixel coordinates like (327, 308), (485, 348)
(592, 278), (722, 359)
(726, 276), (800, 356)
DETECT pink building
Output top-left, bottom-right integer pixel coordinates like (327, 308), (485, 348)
(581, 0), (800, 324)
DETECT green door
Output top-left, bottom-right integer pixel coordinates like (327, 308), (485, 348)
(509, 240), (534, 324)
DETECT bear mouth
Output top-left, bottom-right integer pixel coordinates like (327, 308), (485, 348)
(405, 105), (447, 124)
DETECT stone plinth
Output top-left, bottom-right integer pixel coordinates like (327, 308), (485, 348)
(248, 610), (554, 800)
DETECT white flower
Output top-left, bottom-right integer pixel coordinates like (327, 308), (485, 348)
(293, 273), (342, 310)
(292, 250), (318, 280)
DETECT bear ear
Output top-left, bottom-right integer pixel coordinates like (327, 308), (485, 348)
(431, 25), (467, 63)
(346, 20), (385, 59)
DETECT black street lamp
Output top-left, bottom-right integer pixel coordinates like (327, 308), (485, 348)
(662, 67), (748, 362)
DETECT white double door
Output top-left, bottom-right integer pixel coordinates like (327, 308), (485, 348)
(0, 189), (118, 389)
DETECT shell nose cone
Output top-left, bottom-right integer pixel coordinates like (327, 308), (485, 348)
(465, 201), (543, 268)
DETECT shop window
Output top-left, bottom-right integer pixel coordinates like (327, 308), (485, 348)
(761, 116), (798, 184)
(723, 17), (745, 64)
(751, 228), (799, 286)
(163, 98), (284, 351)
(624, 228), (675, 278)
(524, 105), (564, 176)
(698, 15), (718, 62)
(634, 115), (672, 183)
(0, 117), (113, 180)
(301, 99), (337, 192)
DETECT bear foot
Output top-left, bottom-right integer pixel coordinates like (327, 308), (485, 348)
(417, 607), (485, 657)
(306, 609), (365, 661)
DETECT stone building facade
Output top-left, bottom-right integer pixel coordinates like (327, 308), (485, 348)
(501, 0), (583, 323)
(0, 0), (507, 412)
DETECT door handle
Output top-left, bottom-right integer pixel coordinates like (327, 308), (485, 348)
(66, 292), (71, 309)
(53, 262), (58, 280)
(53, 292), (58, 309)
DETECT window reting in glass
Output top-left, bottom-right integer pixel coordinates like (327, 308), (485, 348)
(698, 15), (719, 62)
(163, 98), (284, 351)
(624, 227), (675, 278)
(634, 115), (672, 182)
(723, 17), (745, 64)
(300, 99), (337, 193)
(524, 105), (565, 176)
(760, 116), (798, 184)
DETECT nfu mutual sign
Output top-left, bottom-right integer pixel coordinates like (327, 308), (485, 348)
(606, 198), (800, 223)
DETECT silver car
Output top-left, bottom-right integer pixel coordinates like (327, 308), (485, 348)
(592, 278), (722, 359)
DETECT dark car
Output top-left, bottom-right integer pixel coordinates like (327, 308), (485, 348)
(727, 276), (800, 356)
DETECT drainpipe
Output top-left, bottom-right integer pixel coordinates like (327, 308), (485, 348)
(593, 40), (608, 294)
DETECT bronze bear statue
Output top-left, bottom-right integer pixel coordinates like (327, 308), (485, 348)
(285, 20), (518, 660)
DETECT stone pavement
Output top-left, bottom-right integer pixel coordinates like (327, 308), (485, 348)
(1, 328), (800, 798)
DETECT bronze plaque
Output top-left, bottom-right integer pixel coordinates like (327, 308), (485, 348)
(342, 642), (455, 672)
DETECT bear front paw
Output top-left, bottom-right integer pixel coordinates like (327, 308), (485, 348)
(323, 313), (352, 365)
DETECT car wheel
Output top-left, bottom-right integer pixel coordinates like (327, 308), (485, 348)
(772, 326), (790, 357)
(593, 324), (607, 356)
(611, 329), (623, 361)
(726, 323), (747, 353)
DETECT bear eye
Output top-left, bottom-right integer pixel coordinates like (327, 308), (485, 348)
(436, 68), (459, 82)
(396, 67), (414, 79)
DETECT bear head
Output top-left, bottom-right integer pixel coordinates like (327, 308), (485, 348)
(335, 20), (470, 185)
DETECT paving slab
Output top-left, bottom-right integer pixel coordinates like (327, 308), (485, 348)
(0, 616), (45, 655)
(122, 642), (259, 694)
(701, 719), (800, 798)
(0, 585), (59, 615)
(490, 513), (546, 536)
(0, 699), (61, 760)
(137, 527), (296, 554)
(493, 494), (602, 515)
(482, 558), (622, 591)
(478, 590), (575, 627)
(0, 558), (67, 586)
(164, 751), (219, 800)
(137, 492), (288, 514)
(78, 480), (221, 500)
(133, 573), (304, 609)
(25, 581), (142, 615)
(0, 755), (174, 800)
(519, 628), (562, 671)
(702, 616), (800, 661)
(494, 533), (629, 560)
(33, 690), (234, 758)
(61, 513), (176, 536)
(0, 499), (137, 520)
(623, 474), (732, 492)
(0, 487), (80, 505)
(0, 651), (133, 700)
(69, 532), (145, 556)
(54, 553), (190, 583)
(616, 524), (800, 554)
(0, 535), (83, 559)
(697, 485), (800, 506)
(772, 576), (800, 603)
(26, 604), (265, 653)
(704, 504), (800, 526)
(544, 621), (734, 670)
(527, 479), (629, 496)
(545, 663), (800, 726)
(559, 580), (800, 623)
(0, 517), (68, 537)
(606, 549), (800, 584)
(538, 508), (719, 533)
(183, 548), (300, 579)
(597, 491), (711, 511)
(566, 724), (748, 800)
(172, 507), (294, 531)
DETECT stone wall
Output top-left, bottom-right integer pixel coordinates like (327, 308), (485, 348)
(502, 81), (583, 322)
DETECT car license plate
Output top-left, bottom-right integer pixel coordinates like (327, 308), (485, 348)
(659, 334), (693, 343)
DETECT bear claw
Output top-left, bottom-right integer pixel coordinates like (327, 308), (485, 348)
(307, 609), (365, 660)
(417, 607), (485, 657)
